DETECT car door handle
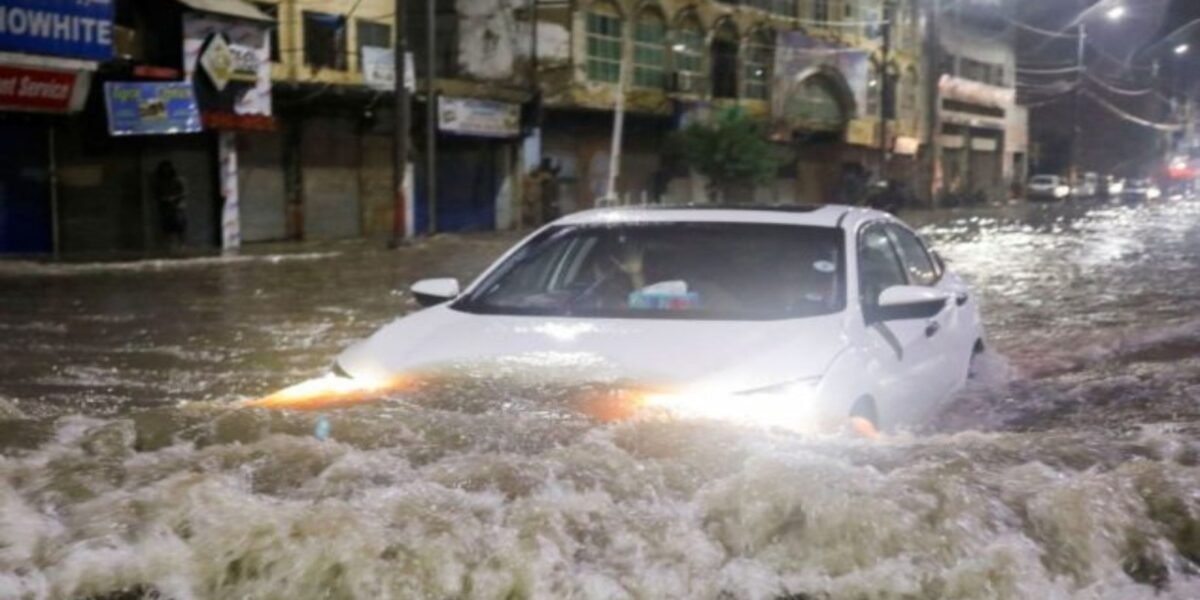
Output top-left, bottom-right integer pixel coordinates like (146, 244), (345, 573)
(955, 292), (969, 307)
(925, 321), (941, 338)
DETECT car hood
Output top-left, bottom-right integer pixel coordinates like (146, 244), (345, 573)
(336, 306), (851, 392)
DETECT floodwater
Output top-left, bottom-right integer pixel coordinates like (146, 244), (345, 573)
(4, 200), (1200, 599)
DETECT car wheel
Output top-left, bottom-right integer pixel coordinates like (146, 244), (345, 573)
(848, 397), (880, 440)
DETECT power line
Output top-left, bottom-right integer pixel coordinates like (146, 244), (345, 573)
(1081, 89), (1184, 131)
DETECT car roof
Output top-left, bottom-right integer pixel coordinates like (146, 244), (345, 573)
(552, 204), (888, 230)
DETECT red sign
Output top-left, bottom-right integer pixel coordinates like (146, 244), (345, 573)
(201, 111), (276, 132)
(0, 65), (78, 112)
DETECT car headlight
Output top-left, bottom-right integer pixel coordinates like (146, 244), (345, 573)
(1055, 186), (1070, 197)
(640, 377), (821, 428)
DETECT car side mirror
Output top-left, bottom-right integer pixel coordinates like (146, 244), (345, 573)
(873, 285), (948, 322)
(411, 278), (460, 307)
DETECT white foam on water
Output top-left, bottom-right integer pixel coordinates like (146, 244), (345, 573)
(2, 412), (1200, 600)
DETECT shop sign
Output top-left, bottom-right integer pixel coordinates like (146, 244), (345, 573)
(0, 0), (114, 61)
(0, 64), (80, 112)
(361, 46), (414, 92)
(438, 96), (520, 138)
(104, 81), (202, 136)
(939, 75), (1014, 109)
(894, 136), (921, 156)
(183, 13), (272, 130)
(846, 119), (878, 147)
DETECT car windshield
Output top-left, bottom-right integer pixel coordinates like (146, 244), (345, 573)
(455, 222), (845, 321)
(1030, 175), (1058, 185)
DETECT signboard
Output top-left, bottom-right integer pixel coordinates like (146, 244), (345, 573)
(104, 81), (202, 136)
(438, 97), (520, 138)
(183, 13), (272, 130)
(0, 0), (114, 61)
(773, 31), (869, 130)
(361, 46), (414, 92)
(0, 64), (82, 112)
(938, 75), (1014, 109)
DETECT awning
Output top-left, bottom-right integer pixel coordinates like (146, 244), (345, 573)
(175, 0), (275, 22)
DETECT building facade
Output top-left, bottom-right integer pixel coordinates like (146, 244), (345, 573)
(929, 0), (1027, 204)
(0, 0), (947, 255)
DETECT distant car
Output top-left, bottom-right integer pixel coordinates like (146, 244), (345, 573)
(1028, 175), (1071, 201)
(263, 206), (988, 437)
(1104, 176), (1125, 198)
(1122, 178), (1162, 202)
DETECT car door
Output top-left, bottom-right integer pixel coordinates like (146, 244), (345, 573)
(885, 224), (965, 404)
(857, 223), (947, 427)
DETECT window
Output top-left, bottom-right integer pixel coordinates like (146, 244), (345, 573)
(455, 223), (846, 321)
(858, 225), (907, 307)
(587, 3), (623, 83)
(744, 31), (772, 100)
(672, 15), (705, 93)
(711, 21), (739, 99)
(886, 225), (939, 286)
(252, 3), (280, 62)
(356, 19), (391, 72)
(303, 11), (346, 70)
(633, 9), (666, 89)
(813, 0), (830, 22)
(406, 0), (459, 77)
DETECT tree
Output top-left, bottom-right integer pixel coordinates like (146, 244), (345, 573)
(670, 106), (786, 202)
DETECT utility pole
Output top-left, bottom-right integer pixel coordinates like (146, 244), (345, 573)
(1071, 23), (1086, 185)
(425, 0), (437, 233)
(878, 0), (895, 181)
(603, 25), (632, 204)
(390, 0), (411, 246)
(926, 0), (941, 206)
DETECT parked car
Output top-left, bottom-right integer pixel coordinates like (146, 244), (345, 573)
(1122, 178), (1162, 202)
(1027, 175), (1071, 201)
(251, 206), (986, 437)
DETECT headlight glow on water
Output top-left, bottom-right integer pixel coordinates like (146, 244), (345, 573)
(639, 377), (821, 429)
(244, 372), (414, 411)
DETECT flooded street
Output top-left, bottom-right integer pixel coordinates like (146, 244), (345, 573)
(4, 200), (1200, 599)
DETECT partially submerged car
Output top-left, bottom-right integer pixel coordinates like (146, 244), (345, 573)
(254, 206), (985, 436)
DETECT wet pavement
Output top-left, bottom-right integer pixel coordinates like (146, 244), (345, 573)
(4, 200), (1200, 599)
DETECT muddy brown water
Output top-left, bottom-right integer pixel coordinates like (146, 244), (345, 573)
(3, 201), (1200, 599)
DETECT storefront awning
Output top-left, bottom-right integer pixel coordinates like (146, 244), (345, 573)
(175, 0), (275, 22)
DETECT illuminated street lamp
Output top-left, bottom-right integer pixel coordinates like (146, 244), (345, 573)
(1175, 43), (1190, 55)
(1105, 5), (1126, 21)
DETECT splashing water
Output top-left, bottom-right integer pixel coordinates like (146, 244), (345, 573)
(3, 202), (1200, 598)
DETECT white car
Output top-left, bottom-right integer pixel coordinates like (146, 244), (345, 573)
(276, 206), (984, 435)
(1027, 174), (1071, 201)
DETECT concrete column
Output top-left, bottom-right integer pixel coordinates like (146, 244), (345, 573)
(219, 131), (241, 252)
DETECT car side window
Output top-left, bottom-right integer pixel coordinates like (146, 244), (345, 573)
(858, 225), (908, 308)
(886, 225), (939, 286)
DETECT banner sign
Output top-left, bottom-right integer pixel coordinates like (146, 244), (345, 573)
(0, 64), (81, 112)
(772, 31), (869, 130)
(939, 75), (1014, 109)
(0, 0), (114, 61)
(182, 13), (273, 130)
(438, 96), (520, 138)
(104, 81), (202, 136)
(361, 46), (414, 92)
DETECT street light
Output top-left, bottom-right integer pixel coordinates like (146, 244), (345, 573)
(1175, 43), (1190, 55)
(1105, 5), (1126, 21)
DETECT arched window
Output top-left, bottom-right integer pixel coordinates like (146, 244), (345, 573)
(901, 66), (919, 120)
(865, 61), (881, 117)
(672, 13), (705, 93)
(633, 8), (667, 88)
(586, 2), (623, 83)
(744, 29), (773, 100)
(711, 20), (739, 99)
